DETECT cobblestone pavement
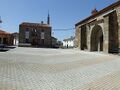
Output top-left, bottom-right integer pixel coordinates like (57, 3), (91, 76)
(0, 47), (119, 90)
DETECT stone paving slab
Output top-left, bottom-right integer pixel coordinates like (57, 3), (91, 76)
(76, 71), (120, 90)
(0, 47), (119, 90)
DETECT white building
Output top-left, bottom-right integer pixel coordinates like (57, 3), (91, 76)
(63, 36), (75, 48)
(12, 32), (19, 46)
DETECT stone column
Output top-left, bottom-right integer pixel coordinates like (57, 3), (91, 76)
(86, 25), (91, 51)
(103, 16), (109, 53)
(117, 7), (120, 49)
(75, 26), (81, 49)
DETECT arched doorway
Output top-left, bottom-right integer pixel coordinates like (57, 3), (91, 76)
(90, 25), (103, 51)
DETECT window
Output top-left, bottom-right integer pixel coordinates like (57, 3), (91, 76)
(41, 32), (45, 39)
(25, 29), (29, 39)
(34, 29), (37, 33)
(41, 30), (45, 39)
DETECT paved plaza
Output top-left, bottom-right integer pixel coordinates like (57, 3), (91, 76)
(0, 47), (119, 90)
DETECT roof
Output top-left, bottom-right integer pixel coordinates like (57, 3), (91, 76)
(0, 30), (11, 35)
(12, 32), (18, 34)
(75, 1), (120, 26)
(52, 37), (57, 40)
(12, 32), (19, 37)
(63, 36), (75, 41)
(20, 22), (51, 28)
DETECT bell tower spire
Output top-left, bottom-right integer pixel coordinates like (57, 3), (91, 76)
(47, 11), (50, 25)
(0, 16), (2, 28)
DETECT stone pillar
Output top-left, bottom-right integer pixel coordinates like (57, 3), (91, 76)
(86, 25), (91, 51)
(75, 26), (81, 49)
(103, 16), (109, 53)
(75, 27), (78, 48)
(117, 7), (120, 49)
(78, 27), (81, 49)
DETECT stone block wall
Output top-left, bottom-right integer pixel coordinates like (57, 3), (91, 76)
(19, 24), (52, 48)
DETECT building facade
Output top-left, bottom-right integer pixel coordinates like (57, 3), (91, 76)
(12, 32), (19, 45)
(0, 30), (13, 45)
(63, 36), (75, 48)
(19, 14), (52, 47)
(19, 22), (52, 47)
(52, 37), (57, 47)
(75, 1), (120, 53)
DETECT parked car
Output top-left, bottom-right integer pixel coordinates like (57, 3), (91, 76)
(0, 44), (6, 48)
(0, 44), (9, 51)
(111, 48), (120, 53)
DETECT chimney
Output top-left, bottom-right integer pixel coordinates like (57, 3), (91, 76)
(91, 8), (98, 15)
(41, 21), (44, 24)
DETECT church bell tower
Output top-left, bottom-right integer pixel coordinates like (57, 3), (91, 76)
(47, 12), (50, 25)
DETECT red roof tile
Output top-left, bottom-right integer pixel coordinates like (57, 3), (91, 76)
(0, 30), (11, 35)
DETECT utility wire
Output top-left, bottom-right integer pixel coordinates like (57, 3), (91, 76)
(53, 28), (75, 31)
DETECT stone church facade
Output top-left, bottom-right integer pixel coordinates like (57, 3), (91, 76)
(75, 1), (120, 53)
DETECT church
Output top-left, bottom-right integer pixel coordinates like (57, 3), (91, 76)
(19, 14), (52, 47)
(75, 1), (120, 53)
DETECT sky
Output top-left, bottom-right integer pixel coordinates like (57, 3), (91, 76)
(0, 0), (116, 41)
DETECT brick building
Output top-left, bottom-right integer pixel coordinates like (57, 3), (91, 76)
(75, 1), (120, 53)
(19, 14), (52, 47)
(0, 29), (13, 45)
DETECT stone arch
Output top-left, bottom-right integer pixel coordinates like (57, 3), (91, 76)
(90, 24), (103, 51)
